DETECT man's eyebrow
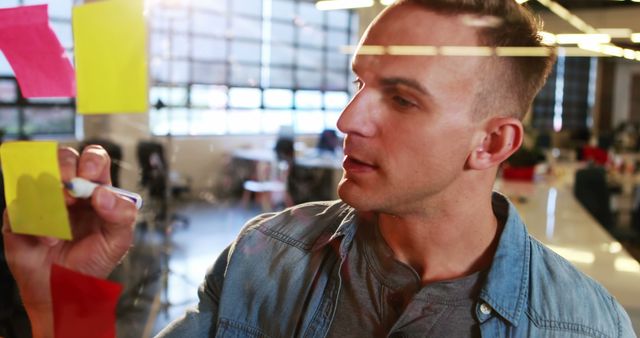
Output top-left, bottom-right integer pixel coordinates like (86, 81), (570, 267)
(379, 77), (430, 97)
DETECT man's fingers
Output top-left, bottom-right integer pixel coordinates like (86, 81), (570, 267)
(91, 187), (137, 229)
(59, 147), (79, 205)
(58, 147), (79, 182)
(78, 145), (112, 185)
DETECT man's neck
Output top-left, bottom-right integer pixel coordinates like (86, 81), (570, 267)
(376, 191), (501, 285)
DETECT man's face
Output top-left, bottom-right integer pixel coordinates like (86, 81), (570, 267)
(337, 3), (490, 214)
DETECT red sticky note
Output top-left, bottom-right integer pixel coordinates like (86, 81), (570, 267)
(0, 5), (76, 98)
(51, 264), (122, 338)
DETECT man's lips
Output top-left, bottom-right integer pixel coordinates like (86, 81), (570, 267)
(343, 155), (377, 172)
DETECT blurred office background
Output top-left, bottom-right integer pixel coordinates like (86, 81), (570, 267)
(1, 0), (640, 337)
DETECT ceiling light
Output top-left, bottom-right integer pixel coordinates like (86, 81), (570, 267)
(556, 34), (611, 45)
(538, 31), (557, 45)
(624, 49), (637, 60)
(380, 0), (395, 5)
(601, 44), (624, 57)
(632, 33), (640, 43)
(315, 0), (373, 10)
(597, 28), (632, 38)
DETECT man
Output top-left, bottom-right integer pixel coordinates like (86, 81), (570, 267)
(3, 0), (636, 337)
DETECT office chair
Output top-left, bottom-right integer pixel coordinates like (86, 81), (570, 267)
(574, 165), (614, 230)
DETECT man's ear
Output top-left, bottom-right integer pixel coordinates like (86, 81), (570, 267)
(467, 117), (523, 170)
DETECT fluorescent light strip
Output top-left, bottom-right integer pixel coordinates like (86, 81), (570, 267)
(537, 0), (598, 33)
(439, 46), (493, 56)
(387, 45), (438, 56)
(315, 0), (373, 10)
(556, 34), (611, 45)
(624, 49), (637, 60)
(539, 31), (557, 45)
(597, 28), (631, 38)
(536, 0), (639, 62)
(496, 47), (553, 56)
(342, 45), (634, 60)
(344, 45), (557, 57)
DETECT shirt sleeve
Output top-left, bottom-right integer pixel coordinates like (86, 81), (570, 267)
(154, 246), (230, 338)
(612, 297), (637, 338)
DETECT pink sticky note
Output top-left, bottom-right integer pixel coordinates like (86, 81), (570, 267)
(0, 5), (76, 98)
(51, 264), (122, 338)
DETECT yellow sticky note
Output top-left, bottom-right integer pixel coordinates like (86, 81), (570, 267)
(0, 141), (72, 240)
(73, 0), (148, 114)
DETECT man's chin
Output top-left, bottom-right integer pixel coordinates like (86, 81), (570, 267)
(337, 182), (377, 211)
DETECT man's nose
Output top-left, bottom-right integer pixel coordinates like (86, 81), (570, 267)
(336, 89), (377, 137)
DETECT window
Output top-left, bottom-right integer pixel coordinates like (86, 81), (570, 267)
(532, 56), (595, 132)
(0, 1), (75, 137)
(148, 0), (358, 135)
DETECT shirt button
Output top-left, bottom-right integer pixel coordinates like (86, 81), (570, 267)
(480, 302), (492, 315)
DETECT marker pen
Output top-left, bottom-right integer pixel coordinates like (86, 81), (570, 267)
(64, 177), (143, 210)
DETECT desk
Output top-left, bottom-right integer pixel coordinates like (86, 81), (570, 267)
(495, 178), (640, 334)
(231, 148), (344, 202)
(232, 148), (343, 170)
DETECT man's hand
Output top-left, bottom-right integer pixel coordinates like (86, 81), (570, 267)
(2, 145), (137, 338)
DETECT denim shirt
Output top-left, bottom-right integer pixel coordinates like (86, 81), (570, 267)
(156, 194), (636, 338)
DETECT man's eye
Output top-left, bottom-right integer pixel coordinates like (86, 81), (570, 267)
(392, 95), (416, 108)
(352, 79), (363, 91)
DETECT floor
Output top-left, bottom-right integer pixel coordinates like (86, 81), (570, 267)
(112, 199), (264, 338)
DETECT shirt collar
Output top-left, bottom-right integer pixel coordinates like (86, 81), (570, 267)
(478, 192), (531, 327)
(311, 203), (358, 257)
(311, 194), (532, 326)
